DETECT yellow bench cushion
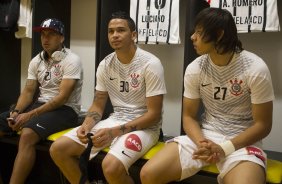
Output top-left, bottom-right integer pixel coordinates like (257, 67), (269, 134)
(48, 129), (282, 183)
(47, 128), (74, 141)
(266, 159), (282, 183)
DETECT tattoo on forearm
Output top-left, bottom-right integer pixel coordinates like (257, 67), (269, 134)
(86, 111), (102, 123)
(120, 124), (127, 134)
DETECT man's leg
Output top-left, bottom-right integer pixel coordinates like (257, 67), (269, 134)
(102, 153), (134, 184)
(140, 142), (182, 184)
(223, 161), (265, 184)
(9, 128), (40, 184)
(50, 136), (85, 184)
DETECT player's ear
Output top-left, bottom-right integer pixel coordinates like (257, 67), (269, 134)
(60, 35), (65, 44)
(132, 30), (137, 41)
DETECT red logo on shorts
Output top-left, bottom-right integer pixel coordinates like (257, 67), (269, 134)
(246, 146), (266, 162)
(125, 134), (142, 152)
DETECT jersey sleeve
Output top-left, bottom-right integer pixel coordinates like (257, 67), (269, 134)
(27, 55), (40, 80)
(144, 58), (167, 97)
(183, 59), (201, 99)
(95, 60), (107, 92)
(247, 59), (275, 104)
(62, 54), (82, 80)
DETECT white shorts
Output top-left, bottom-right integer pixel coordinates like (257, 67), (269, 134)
(64, 117), (160, 172)
(171, 129), (267, 184)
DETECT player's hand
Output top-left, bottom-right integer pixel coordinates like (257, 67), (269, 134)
(77, 125), (92, 144)
(193, 139), (223, 163)
(92, 128), (113, 148)
(7, 113), (29, 131)
(77, 118), (95, 143)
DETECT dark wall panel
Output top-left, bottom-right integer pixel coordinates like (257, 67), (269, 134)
(32, 0), (71, 57)
(0, 30), (21, 112)
(96, 0), (130, 119)
(96, 0), (130, 64)
(181, 0), (209, 135)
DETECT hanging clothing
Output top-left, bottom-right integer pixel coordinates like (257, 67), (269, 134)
(0, 0), (20, 31)
(206, 0), (280, 33)
(130, 0), (180, 44)
(15, 0), (32, 38)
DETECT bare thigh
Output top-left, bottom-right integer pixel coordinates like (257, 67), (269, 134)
(142, 142), (182, 182)
(223, 161), (265, 184)
(50, 136), (85, 157)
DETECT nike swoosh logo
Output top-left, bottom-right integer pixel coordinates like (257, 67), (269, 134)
(201, 83), (211, 87)
(36, 123), (46, 129)
(122, 150), (131, 158)
(110, 77), (116, 80)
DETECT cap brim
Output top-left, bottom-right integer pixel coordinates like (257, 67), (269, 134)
(33, 27), (62, 34)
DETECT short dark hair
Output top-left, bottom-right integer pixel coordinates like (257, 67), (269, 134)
(110, 11), (136, 32)
(194, 8), (243, 54)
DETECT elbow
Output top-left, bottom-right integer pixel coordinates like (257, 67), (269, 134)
(152, 112), (162, 124)
(54, 96), (70, 107)
(262, 121), (272, 138)
(61, 97), (69, 105)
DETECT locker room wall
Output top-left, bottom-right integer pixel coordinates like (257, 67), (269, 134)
(0, 30), (21, 112)
(20, 0), (282, 152)
(32, 0), (71, 57)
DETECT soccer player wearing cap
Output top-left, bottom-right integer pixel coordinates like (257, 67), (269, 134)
(140, 8), (274, 184)
(50, 11), (166, 184)
(0, 18), (83, 184)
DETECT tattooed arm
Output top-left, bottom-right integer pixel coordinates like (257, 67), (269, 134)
(77, 90), (108, 143)
(110, 94), (164, 137)
(9, 79), (78, 131)
(81, 90), (109, 128)
(89, 94), (163, 148)
(11, 79), (38, 115)
(27, 79), (78, 117)
(7, 79), (39, 130)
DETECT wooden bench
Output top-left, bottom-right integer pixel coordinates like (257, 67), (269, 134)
(48, 129), (282, 184)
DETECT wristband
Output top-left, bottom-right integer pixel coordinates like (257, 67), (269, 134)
(219, 140), (235, 156)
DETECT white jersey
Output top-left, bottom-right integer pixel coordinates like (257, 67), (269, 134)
(96, 47), (167, 130)
(28, 48), (83, 114)
(184, 50), (274, 136)
(130, 0), (180, 44)
(206, 0), (280, 32)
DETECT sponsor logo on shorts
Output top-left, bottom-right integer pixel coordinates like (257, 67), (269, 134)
(36, 123), (46, 129)
(124, 134), (142, 152)
(121, 150), (131, 158)
(246, 146), (266, 162)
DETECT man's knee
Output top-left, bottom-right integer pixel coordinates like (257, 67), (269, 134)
(50, 138), (70, 159)
(140, 164), (157, 184)
(50, 140), (62, 159)
(50, 137), (83, 160)
(102, 154), (126, 178)
(19, 128), (40, 146)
